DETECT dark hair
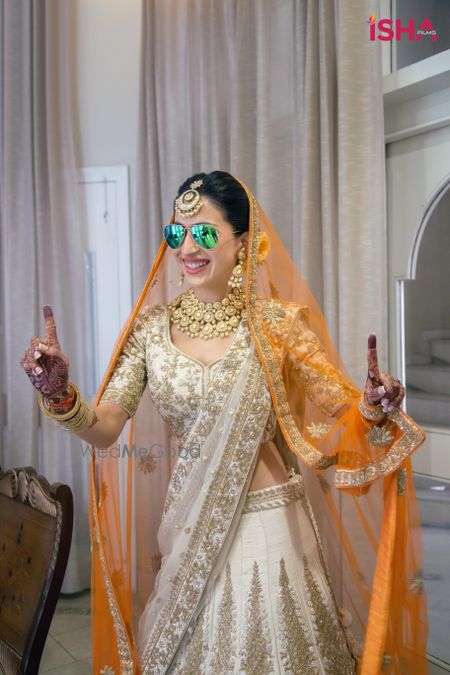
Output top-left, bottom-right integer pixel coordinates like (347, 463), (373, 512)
(174, 170), (249, 235)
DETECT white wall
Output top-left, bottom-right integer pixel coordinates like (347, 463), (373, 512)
(72, 0), (142, 221)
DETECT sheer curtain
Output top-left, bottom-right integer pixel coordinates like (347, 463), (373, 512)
(135, 0), (387, 385)
(0, 0), (90, 591)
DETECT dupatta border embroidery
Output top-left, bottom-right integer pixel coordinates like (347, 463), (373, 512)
(91, 489), (134, 674)
(160, 313), (249, 521)
(335, 408), (425, 488)
(245, 194), (336, 471)
(140, 341), (271, 672)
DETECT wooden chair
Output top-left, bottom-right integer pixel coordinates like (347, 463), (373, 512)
(0, 466), (73, 674)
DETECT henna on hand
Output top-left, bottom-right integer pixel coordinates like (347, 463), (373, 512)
(19, 305), (70, 400)
(364, 333), (405, 412)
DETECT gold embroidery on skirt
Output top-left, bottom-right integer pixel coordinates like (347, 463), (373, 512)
(239, 560), (274, 674)
(303, 492), (361, 663)
(303, 556), (355, 674)
(179, 603), (208, 674)
(277, 557), (319, 674)
(210, 561), (238, 673)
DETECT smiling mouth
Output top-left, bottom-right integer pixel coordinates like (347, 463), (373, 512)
(183, 259), (210, 273)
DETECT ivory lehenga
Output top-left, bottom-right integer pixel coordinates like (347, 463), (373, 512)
(99, 303), (357, 673)
(89, 179), (428, 675)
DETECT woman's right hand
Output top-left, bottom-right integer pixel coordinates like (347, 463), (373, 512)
(20, 305), (70, 400)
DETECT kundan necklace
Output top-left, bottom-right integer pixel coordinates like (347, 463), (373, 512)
(168, 286), (246, 339)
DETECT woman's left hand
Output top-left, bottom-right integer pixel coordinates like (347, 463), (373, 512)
(364, 333), (405, 412)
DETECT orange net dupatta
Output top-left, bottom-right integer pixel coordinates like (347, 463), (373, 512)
(88, 178), (428, 674)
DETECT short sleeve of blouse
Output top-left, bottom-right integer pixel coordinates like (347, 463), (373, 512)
(98, 310), (149, 418)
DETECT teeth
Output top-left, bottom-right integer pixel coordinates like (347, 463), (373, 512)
(185, 261), (208, 269)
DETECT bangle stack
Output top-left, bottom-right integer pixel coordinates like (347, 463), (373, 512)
(38, 383), (96, 433)
(358, 394), (386, 423)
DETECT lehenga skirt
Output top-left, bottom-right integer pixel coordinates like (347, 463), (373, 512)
(169, 473), (358, 674)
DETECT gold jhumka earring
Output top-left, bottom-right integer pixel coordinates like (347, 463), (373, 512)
(227, 247), (247, 289)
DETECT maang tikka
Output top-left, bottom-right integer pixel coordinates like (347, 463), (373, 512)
(175, 179), (204, 217)
(175, 179), (204, 286)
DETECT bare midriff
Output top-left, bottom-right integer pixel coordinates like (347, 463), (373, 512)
(248, 438), (289, 491)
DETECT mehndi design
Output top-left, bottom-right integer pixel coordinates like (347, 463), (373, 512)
(364, 333), (405, 412)
(20, 304), (70, 400)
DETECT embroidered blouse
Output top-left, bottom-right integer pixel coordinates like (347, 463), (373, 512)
(99, 304), (277, 446)
(98, 301), (364, 451)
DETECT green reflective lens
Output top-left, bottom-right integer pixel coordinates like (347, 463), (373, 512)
(164, 224), (186, 249)
(164, 223), (220, 249)
(191, 224), (219, 249)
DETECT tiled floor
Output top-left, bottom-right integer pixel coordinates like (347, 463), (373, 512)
(39, 590), (91, 673)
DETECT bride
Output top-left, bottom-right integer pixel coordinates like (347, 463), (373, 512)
(21, 171), (428, 674)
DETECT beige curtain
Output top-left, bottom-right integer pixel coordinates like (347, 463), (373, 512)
(135, 0), (387, 385)
(0, 0), (90, 591)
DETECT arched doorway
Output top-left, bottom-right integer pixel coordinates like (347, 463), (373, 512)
(405, 177), (450, 428)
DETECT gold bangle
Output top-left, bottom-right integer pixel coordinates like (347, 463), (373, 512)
(59, 398), (96, 433)
(39, 384), (96, 433)
(39, 384), (81, 421)
(358, 394), (386, 422)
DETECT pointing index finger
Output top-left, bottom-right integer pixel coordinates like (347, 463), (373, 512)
(43, 304), (59, 345)
(367, 332), (381, 380)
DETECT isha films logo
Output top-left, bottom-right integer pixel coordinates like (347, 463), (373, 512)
(367, 15), (438, 42)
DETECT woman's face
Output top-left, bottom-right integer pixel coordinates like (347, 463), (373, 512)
(172, 199), (247, 295)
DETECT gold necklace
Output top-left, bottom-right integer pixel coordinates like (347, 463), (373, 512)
(168, 286), (246, 339)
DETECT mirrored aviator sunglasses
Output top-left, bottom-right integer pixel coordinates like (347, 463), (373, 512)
(164, 223), (220, 250)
